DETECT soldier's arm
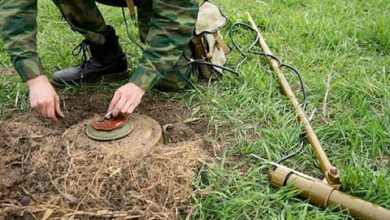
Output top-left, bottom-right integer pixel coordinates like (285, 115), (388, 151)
(0, 0), (44, 82)
(128, 0), (199, 91)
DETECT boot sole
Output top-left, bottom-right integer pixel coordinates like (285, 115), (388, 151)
(51, 70), (129, 88)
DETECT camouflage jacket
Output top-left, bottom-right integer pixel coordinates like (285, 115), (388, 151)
(0, 0), (199, 91)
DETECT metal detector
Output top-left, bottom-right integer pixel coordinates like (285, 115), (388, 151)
(247, 13), (390, 219)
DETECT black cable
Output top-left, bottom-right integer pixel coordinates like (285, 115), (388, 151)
(170, 58), (239, 77)
(281, 63), (308, 110)
(171, 49), (239, 77)
(275, 133), (307, 165)
(250, 51), (281, 64)
(121, 7), (144, 51)
(228, 23), (308, 111)
(228, 22), (309, 165)
(228, 22), (260, 71)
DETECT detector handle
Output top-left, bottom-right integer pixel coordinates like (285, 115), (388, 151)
(269, 166), (390, 220)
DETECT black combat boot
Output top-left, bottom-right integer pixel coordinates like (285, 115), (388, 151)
(52, 26), (128, 87)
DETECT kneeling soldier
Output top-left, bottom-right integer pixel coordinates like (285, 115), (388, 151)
(0, 0), (199, 121)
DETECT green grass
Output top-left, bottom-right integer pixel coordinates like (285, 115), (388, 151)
(1, 0), (389, 219)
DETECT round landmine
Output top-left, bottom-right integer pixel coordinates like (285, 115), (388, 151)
(86, 120), (134, 141)
(63, 114), (162, 155)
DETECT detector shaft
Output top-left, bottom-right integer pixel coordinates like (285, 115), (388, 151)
(247, 14), (339, 185)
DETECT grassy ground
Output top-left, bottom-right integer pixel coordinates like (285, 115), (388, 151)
(1, 0), (389, 219)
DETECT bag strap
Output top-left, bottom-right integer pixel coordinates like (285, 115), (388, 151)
(125, 0), (136, 20)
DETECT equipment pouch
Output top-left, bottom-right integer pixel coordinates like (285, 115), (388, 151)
(191, 1), (231, 80)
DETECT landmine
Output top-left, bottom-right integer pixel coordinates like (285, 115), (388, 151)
(82, 114), (162, 149)
(82, 114), (161, 153)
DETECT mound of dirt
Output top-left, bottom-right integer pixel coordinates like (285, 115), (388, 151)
(0, 93), (211, 219)
(74, 114), (162, 152)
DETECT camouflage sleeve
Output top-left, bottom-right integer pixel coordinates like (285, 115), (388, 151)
(129, 0), (199, 91)
(0, 0), (44, 82)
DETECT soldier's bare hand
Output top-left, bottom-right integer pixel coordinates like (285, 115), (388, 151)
(27, 75), (64, 122)
(109, 83), (145, 117)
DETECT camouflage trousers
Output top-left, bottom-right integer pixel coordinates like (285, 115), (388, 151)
(52, 0), (198, 91)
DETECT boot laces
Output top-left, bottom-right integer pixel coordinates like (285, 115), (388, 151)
(72, 40), (92, 68)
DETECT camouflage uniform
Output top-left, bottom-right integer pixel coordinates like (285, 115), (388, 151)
(0, 0), (199, 91)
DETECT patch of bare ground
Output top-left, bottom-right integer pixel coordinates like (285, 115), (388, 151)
(0, 67), (17, 76)
(0, 92), (211, 219)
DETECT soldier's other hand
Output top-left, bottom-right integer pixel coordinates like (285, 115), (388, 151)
(109, 82), (145, 117)
(27, 75), (64, 122)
